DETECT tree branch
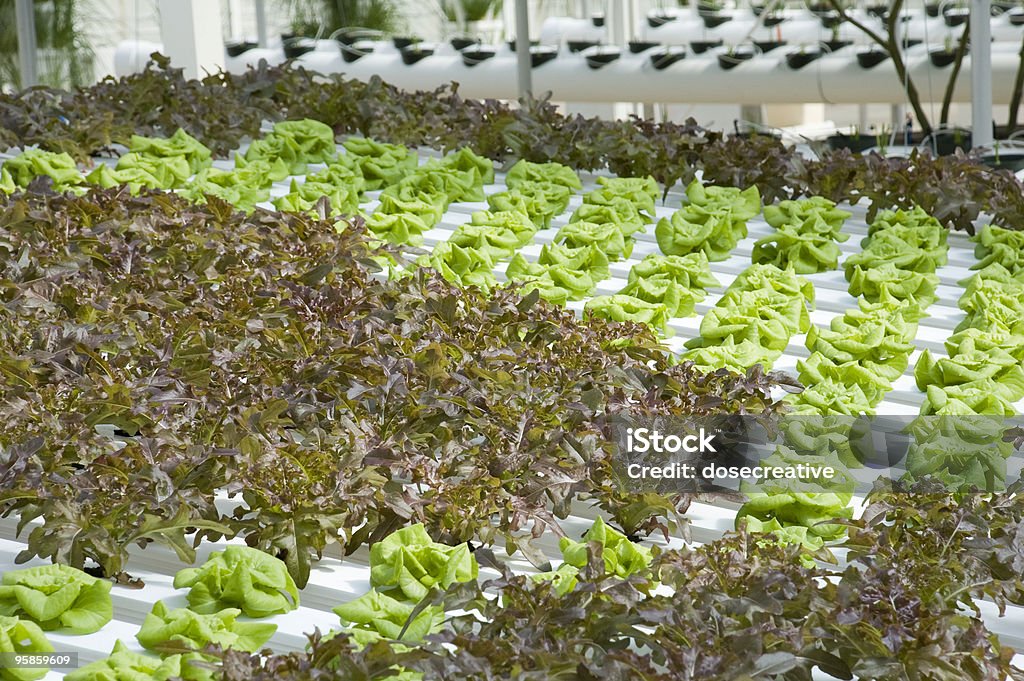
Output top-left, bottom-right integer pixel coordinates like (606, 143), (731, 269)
(940, 21), (970, 127)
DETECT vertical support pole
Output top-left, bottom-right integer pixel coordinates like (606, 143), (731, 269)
(515, 0), (532, 100)
(158, 0), (226, 80)
(15, 0), (38, 88)
(970, 0), (994, 147)
(255, 0), (269, 48)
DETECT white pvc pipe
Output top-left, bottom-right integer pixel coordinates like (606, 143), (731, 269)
(218, 42), (1024, 105)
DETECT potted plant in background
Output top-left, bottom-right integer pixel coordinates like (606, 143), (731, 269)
(0, 0), (94, 90)
(289, 0), (402, 37)
(439, 0), (503, 38)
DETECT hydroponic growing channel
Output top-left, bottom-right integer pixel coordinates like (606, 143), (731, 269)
(2, 60), (1024, 681)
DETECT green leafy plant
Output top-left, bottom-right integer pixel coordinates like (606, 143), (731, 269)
(333, 589), (444, 642)
(369, 524), (478, 602)
(0, 616), (52, 681)
(559, 517), (652, 578)
(64, 641), (183, 681)
(136, 601), (276, 657)
(173, 546), (300, 618)
(0, 564), (111, 634)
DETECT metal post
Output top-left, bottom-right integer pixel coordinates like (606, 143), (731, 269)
(515, 0), (532, 100)
(970, 0), (994, 147)
(255, 0), (269, 48)
(15, 0), (38, 88)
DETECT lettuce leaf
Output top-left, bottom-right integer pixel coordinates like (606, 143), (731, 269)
(752, 223), (843, 274)
(805, 321), (913, 383)
(506, 159), (581, 191)
(136, 601), (275, 655)
(570, 202), (647, 237)
(342, 138), (418, 190)
(365, 212), (430, 246)
(128, 129), (212, 175)
(796, 352), (893, 407)
(681, 337), (782, 373)
(333, 589), (444, 642)
(0, 616), (52, 681)
(369, 524), (478, 602)
(628, 253), (718, 292)
(505, 254), (602, 303)
(618, 273), (703, 318)
(972, 225), (1024, 274)
(537, 243), (611, 280)
(420, 242), (497, 292)
(173, 546), (299, 618)
(655, 206), (743, 261)
(847, 263), (939, 306)
(0, 564), (112, 634)
(763, 196), (850, 233)
(558, 517), (652, 578)
(555, 220), (630, 260)
(468, 210), (537, 246)
(0, 167), (15, 195)
(3, 149), (84, 191)
(584, 295), (672, 334)
(376, 189), (447, 227)
(486, 189), (558, 229)
(272, 179), (359, 216)
(64, 641), (183, 681)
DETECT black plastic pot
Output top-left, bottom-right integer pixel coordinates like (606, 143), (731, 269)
(648, 12), (677, 27)
(867, 4), (888, 18)
(827, 133), (877, 152)
(786, 49), (822, 69)
(629, 40), (659, 53)
(821, 39), (853, 51)
(944, 7), (969, 26)
(718, 48), (755, 69)
(929, 48), (957, 67)
(754, 39), (787, 52)
(690, 39), (723, 54)
(857, 49), (889, 68)
(763, 14), (786, 26)
(650, 48), (687, 70)
(980, 149), (1024, 173)
(226, 41), (257, 57)
(568, 40), (600, 52)
(925, 2), (940, 16)
(450, 37), (476, 51)
(461, 47), (495, 66)
(903, 39), (923, 48)
(819, 11), (841, 28)
(807, 3), (831, 17)
(752, 3), (766, 15)
(586, 49), (621, 69)
(280, 31), (297, 42)
(531, 47), (558, 67)
(697, 2), (723, 16)
(507, 39), (539, 51)
(400, 46), (434, 65)
(592, 14), (605, 26)
(283, 38), (316, 59)
(929, 128), (972, 155)
(703, 13), (733, 28)
(392, 36), (417, 49)
(1010, 9), (1024, 24)
(340, 43), (374, 63)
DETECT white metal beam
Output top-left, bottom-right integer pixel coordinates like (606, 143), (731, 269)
(971, 0), (994, 147)
(157, 0), (226, 80)
(15, 0), (38, 88)
(516, 0), (532, 99)
(255, 0), (269, 48)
